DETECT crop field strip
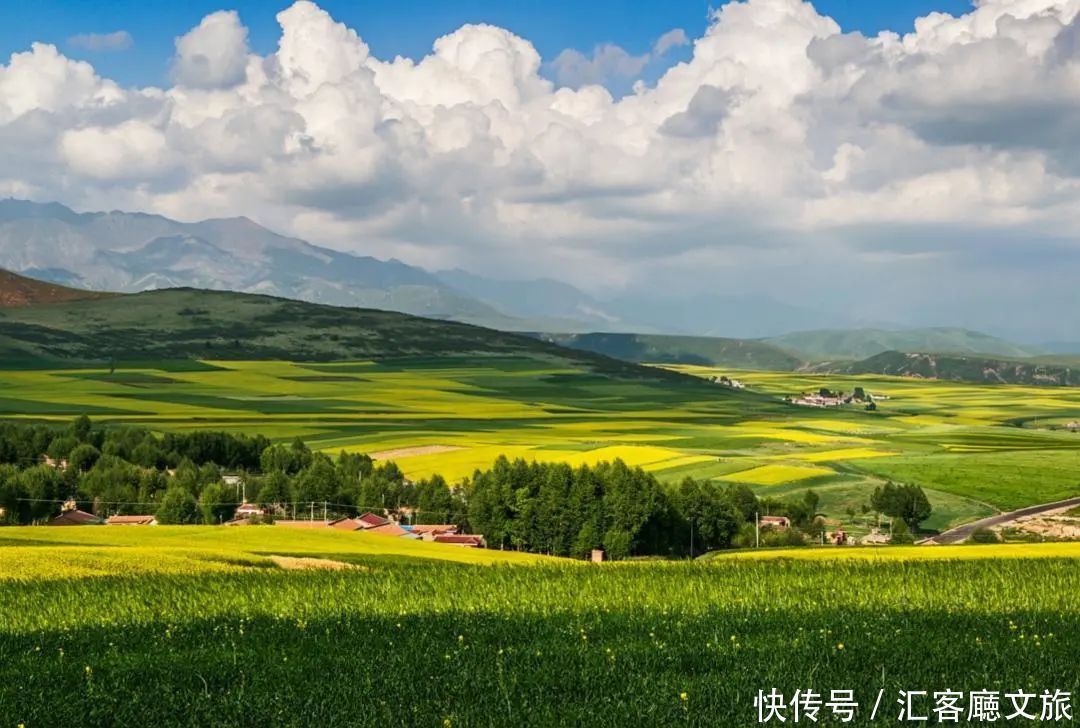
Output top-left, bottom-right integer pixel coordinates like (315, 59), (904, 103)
(2, 528), (1080, 726)
(2, 358), (1080, 528)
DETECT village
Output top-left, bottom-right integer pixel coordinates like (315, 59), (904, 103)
(44, 496), (488, 546)
(785, 386), (879, 410)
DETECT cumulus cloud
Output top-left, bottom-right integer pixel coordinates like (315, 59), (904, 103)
(68, 31), (133, 52)
(3, 0), (1080, 333)
(171, 10), (249, 88)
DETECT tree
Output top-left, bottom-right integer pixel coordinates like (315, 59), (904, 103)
(69, 415), (93, 443)
(67, 444), (101, 473)
(674, 478), (742, 556)
(46, 436), (78, 462)
(871, 482), (932, 532)
(889, 517), (914, 545)
(199, 481), (237, 524)
(256, 471), (291, 508)
(156, 487), (199, 524)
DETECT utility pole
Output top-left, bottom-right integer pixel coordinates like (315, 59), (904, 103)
(310, 501), (314, 521)
(323, 501), (327, 521)
(690, 519), (694, 558)
(755, 511), (760, 549)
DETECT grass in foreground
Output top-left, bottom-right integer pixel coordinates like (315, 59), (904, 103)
(2, 531), (1079, 726)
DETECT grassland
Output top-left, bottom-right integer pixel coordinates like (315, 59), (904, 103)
(3, 358), (1080, 532)
(2, 529), (1079, 726)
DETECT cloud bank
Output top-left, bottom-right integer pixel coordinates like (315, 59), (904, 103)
(3, 0), (1080, 336)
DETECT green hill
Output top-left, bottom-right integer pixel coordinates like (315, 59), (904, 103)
(533, 332), (802, 370)
(0, 287), (705, 385)
(766, 327), (1042, 361)
(821, 350), (1080, 386)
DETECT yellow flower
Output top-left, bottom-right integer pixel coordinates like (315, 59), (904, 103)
(680, 692), (689, 702)
(837, 643), (844, 650)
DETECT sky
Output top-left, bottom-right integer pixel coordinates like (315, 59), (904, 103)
(1, 0), (1079, 340)
(1, 1), (975, 87)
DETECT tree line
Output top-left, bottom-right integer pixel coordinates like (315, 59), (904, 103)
(0, 417), (932, 558)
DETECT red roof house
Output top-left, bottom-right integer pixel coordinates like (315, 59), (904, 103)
(410, 524), (458, 536)
(367, 523), (409, 537)
(356, 512), (391, 529)
(760, 516), (791, 529)
(273, 519), (334, 529)
(47, 509), (103, 526)
(106, 514), (157, 525)
(329, 518), (365, 531)
(432, 534), (486, 548)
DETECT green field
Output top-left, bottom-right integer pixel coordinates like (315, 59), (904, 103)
(3, 359), (1080, 531)
(2, 528), (1079, 726)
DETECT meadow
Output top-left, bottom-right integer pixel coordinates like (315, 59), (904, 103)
(2, 527), (1080, 726)
(2, 358), (1080, 532)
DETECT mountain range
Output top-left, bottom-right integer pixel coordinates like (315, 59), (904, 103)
(0, 199), (874, 337)
(3, 199), (1080, 357)
(0, 199), (540, 330)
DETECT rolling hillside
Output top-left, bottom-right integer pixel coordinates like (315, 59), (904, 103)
(821, 351), (1080, 386)
(535, 332), (802, 370)
(0, 268), (116, 308)
(0, 286), (711, 386)
(766, 327), (1043, 361)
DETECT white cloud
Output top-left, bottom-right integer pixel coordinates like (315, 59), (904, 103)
(171, 10), (249, 89)
(68, 31), (133, 52)
(3, 0), (1080, 331)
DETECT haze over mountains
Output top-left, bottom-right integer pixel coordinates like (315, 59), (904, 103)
(0, 199), (877, 338)
(2, 199), (1078, 358)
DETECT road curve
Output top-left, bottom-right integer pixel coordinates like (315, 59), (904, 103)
(924, 496), (1080, 545)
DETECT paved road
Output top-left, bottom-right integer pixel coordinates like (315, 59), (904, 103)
(925, 496), (1080, 545)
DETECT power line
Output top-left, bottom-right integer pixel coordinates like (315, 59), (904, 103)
(12, 497), (467, 518)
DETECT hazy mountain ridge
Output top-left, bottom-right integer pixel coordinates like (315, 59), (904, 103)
(535, 332), (803, 371)
(0, 200), (521, 329)
(765, 327), (1044, 361)
(817, 351), (1080, 387)
(435, 269), (635, 332)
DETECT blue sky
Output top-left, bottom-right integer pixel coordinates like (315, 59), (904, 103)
(2, 0), (975, 87)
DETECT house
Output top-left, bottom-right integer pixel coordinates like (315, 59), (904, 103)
(367, 523), (409, 537)
(41, 455), (68, 470)
(760, 515), (790, 529)
(107, 514), (157, 526)
(329, 517), (365, 531)
(234, 503), (264, 518)
(356, 512), (391, 529)
(791, 393), (846, 408)
(273, 519), (335, 529)
(48, 509), (103, 526)
(431, 534), (486, 548)
(407, 524), (459, 536)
